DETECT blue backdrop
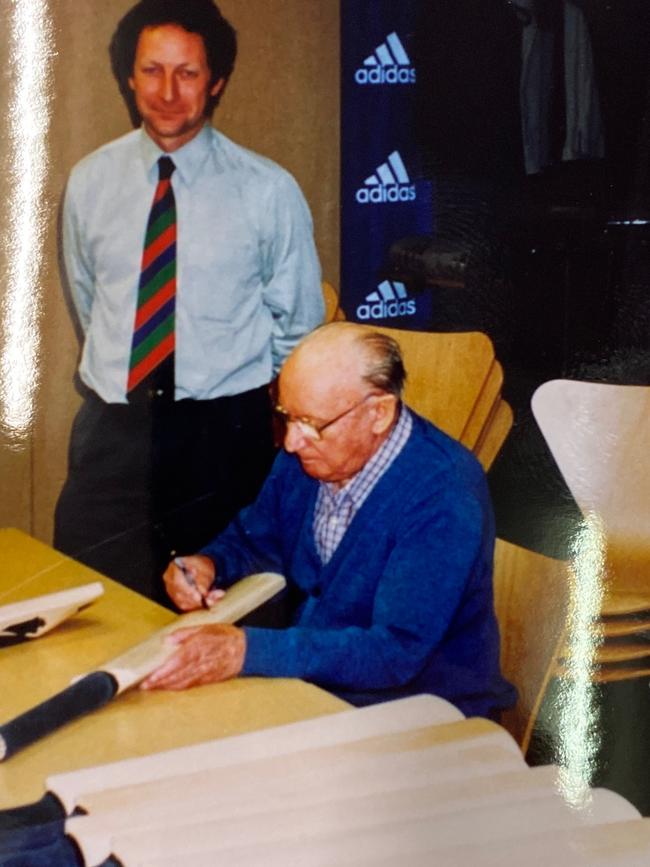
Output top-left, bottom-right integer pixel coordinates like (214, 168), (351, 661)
(340, 0), (434, 328)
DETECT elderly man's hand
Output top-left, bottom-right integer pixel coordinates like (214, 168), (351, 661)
(163, 554), (224, 611)
(140, 624), (246, 691)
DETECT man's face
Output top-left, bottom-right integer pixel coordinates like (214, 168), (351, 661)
(278, 361), (383, 488)
(128, 24), (224, 152)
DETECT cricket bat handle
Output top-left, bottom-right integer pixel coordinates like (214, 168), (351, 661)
(0, 673), (117, 761)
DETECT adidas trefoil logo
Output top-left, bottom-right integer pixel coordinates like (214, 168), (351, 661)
(356, 281), (417, 320)
(355, 32), (416, 85)
(355, 151), (417, 205)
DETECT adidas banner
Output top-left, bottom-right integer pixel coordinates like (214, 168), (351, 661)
(341, 0), (433, 328)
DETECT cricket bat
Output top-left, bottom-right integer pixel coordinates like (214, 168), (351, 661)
(0, 572), (285, 761)
(0, 694), (462, 830)
(0, 582), (104, 647)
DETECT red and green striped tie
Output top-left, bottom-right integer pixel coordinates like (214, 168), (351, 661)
(127, 155), (177, 394)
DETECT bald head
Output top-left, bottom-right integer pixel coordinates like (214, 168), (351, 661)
(282, 322), (406, 402)
(282, 323), (368, 402)
(278, 324), (405, 488)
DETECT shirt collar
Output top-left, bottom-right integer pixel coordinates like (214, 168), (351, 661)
(322, 404), (412, 506)
(138, 123), (213, 187)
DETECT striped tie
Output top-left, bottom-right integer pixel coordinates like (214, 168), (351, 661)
(127, 155), (177, 395)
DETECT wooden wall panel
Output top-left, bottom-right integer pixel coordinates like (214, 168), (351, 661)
(218, 0), (340, 286)
(0, 0), (40, 534)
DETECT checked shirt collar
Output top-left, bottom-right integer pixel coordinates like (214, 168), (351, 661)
(313, 404), (413, 564)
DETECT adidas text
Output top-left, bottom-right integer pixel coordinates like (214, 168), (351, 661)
(355, 66), (416, 85)
(356, 299), (417, 319)
(355, 184), (416, 204)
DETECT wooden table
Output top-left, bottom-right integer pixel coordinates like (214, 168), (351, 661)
(0, 527), (348, 809)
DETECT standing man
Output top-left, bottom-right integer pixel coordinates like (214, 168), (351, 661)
(143, 323), (516, 720)
(54, 0), (323, 602)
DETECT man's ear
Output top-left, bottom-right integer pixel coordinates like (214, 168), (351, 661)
(370, 394), (398, 435)
(210, 77), (226, 98)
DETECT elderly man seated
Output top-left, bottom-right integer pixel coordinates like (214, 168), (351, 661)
(142, 322), (516, 718)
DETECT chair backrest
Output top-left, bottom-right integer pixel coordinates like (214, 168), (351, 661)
(493, 538), (569, 752)
(475, 399), (513, 471)
(317, 304), (512, 468)
(322, 282), (346, 323)
(369, 326), (497, 442)
(459, 361), (503, 450)
(532, 380), (650, 592)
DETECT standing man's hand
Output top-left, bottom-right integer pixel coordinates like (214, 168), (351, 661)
(163, 554), (224, 611)
(140, 624), (246, 690)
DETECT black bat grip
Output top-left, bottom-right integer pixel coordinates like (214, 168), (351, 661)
(0, 671), (118, 761)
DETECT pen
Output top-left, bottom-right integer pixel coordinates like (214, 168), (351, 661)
(174, 557), (209, 609)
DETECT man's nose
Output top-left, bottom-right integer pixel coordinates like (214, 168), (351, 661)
(160, 71), (178, 101)
(283, 420), (308, 453)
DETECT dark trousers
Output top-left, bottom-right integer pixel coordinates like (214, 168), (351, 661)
(54, 385), (275, 604)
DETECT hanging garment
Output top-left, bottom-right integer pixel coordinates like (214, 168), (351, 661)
(513, 0), (604, 174)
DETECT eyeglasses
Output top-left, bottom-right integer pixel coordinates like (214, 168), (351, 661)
(274, 392), (378, 441)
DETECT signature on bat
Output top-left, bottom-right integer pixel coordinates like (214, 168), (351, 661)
(0, 617), (47, 647)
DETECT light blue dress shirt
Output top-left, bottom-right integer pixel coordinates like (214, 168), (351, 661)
(62, 124), (324, 403)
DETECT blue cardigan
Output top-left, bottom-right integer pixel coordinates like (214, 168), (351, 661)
(202, 411), (516, 717)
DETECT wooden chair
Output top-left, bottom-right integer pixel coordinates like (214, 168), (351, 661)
(532, 380), (650, 683)
(369, 325), (512, 469)
(459, 360), (504, 449)
(531, 380), (650, 570)
(322, 281), (346, 323)
(369, 326), (495, 440)
(317, 290), (514, 468)
(492, 538), (569, 752)
(475, 399), (513, 471)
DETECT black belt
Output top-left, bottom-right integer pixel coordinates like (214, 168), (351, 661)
(126, 383), (175, 406)
(122, 382), (270, 409)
